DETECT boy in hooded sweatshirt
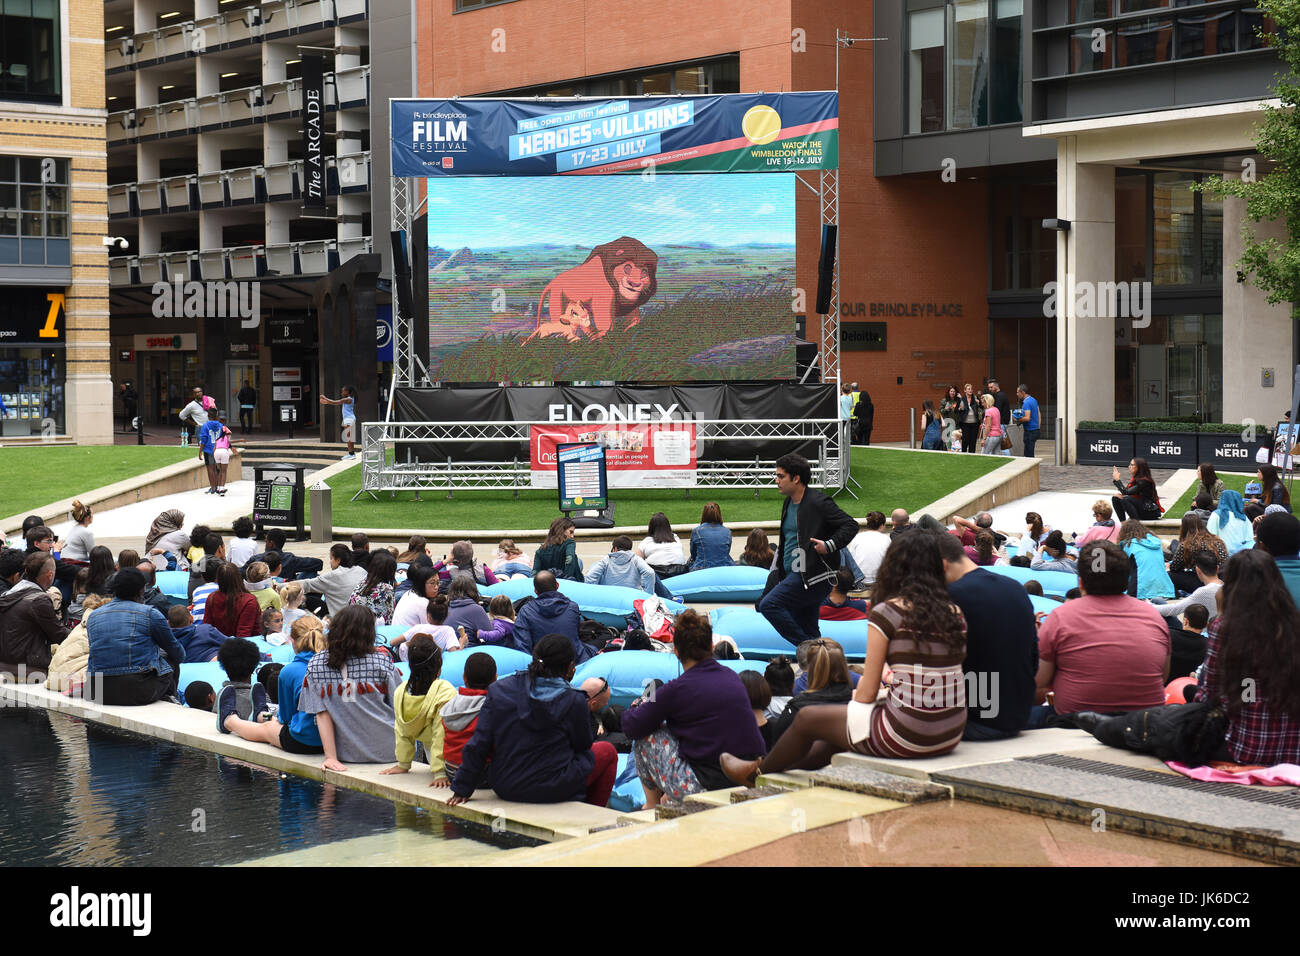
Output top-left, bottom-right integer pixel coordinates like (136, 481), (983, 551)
(380, 635), (457, 783)
(436, 652), (497, 785)
(584, 536), (657, 593)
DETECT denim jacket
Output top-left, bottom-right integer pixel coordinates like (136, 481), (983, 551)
(86, 598), (186, 678)
(689, 523), (736, 571)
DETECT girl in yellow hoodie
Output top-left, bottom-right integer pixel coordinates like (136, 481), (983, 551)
(379, 635), (457, 784)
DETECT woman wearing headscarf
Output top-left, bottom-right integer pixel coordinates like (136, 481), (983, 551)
(144, 509), (190, 570)
(1207, 490), (1255, 556)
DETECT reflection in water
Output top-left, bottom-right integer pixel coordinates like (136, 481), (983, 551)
(0, 709), (508, 866)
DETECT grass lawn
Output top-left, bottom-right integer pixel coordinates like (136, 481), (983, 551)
(1164, 471), (1260, 519)
(0, 446), (193, 518)
(312, 447), (1011, 532)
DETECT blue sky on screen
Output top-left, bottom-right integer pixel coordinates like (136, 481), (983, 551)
(426, 173), (795, 248)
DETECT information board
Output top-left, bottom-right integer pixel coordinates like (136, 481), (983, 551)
(253, 480), (296, 525)
(556, 442), (608, 512)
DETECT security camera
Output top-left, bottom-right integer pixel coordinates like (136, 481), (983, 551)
(102, 236), (129, 249)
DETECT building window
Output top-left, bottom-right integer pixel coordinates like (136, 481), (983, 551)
(909, 0), (1021, 133)
(454, 0), (515, 11)
(499, 56), (740, 98)
(1113, 170), (1222, 288)
(910, 9), (946, 133)
(0, 155), (69, 265)
(990, 180), (1056, 292)
(0, 0), (60, 104)
(1059, 1), (1274, 74)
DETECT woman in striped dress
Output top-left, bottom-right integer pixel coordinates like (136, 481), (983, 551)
(721, 532), (967, 784)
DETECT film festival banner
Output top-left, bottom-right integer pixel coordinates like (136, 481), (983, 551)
(531, 421), (698, 489)
(390, 92), (839, 178)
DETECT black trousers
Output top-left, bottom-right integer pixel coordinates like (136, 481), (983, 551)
(94, 669), (178, 706)
(239, 407), (254, 433)
(960, 422), (979, 454)
(1112, 495), (1160, 522)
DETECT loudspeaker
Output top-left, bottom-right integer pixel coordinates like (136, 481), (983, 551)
(795, 340), (819, 383)
(390, 228), (415, 336)
(815, 224), (837, 314)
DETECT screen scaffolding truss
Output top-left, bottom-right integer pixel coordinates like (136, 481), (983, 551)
(380, 94), (844, 493)
(353, 416), (848, 500)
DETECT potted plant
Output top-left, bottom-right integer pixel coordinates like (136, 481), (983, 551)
(1134, 420), (1198, 468)
(1197, 422), (1262, 472)
(1076, 420), (1135, 466)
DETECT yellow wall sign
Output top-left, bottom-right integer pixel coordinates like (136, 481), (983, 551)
(40, 293), (63, 338)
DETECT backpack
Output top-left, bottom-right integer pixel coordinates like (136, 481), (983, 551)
(579, 618), (618, 652)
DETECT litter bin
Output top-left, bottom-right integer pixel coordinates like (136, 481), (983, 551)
(252, 462), (307, 541)
(310, 479), (332, 544)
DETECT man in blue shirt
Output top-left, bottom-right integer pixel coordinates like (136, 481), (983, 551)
(1013, 384), (1040, 458)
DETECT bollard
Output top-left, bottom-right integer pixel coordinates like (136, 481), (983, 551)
(310, 480), (332, 543)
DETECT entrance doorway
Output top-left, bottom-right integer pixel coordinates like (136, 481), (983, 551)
(989, 315), (1057, 439)
(226, 361), (259, 430)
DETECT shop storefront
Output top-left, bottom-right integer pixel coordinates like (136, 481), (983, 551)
(0, 287), (66, 436)
(129, 333), (200, 427)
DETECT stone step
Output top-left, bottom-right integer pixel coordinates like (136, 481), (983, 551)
(757, 770), (814, 790)
(0, 435), (76, 447)
(806, 764), (953, 803)
(682, 787), (744, 809)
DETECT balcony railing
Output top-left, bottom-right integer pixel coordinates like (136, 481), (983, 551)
(107, 0), (357, 71)
(106, 69), (364, 145)
(109, 153), (370, 219)
(109, 236), (373, 286)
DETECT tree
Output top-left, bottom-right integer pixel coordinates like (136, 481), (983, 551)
(1199, 0), (1300, 308)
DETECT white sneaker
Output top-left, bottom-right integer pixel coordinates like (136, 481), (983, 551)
(341, 452), (356, 460)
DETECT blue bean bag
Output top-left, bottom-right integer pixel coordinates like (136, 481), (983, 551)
(485, 579), (686, 628)
(375, 624), (407, 647)
(479, 578), (535, 602)
(155, 570), (191, 600)
(607, 753), (646, 813)
(985, 564), (1078, 597)
(177, 661), (229, 704)
(709, 606), (744, 624)
(439, 645), (531, 689)
(1029, 594), (1064, 617)
(571, 650), (683, 705)
(709, 610), (868, 660)
(715, 659), (769, 677)
(247, 637), (295, 664)
(666, 565), (769, 602)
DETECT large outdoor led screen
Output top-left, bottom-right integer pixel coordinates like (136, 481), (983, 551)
(425, 174), (796, 382)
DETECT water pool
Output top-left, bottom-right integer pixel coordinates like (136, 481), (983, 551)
(0, 709), (525, 866)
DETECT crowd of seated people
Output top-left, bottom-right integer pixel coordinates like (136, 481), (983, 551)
(4, 456), (1299, 815)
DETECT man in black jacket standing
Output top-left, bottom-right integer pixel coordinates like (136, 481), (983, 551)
(758, 453), (860, 646)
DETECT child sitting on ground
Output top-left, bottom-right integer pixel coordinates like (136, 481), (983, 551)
(46, 593), (109, 694)
(245, 562), (282, 614)
(184, 680), (216, 712)
(261, 605), (286, 645)
(740, 670), (778, 751)
(763, 656), (794, 720)
(169, 604), (227, 663)
(459, 594), (516, 648)
(492, 539), (532, 579)
(186, 525), (211, 568)
(1170, 603), (1210, 678)
(280, 581), (308, 632)
(258, 662), (282, 720)
(820, 568), (869, 621)
(437, 652), (498, 786)
(380, 635), (457, 784)
(391, 593), (459, 658)
(216, 637), (268, 734)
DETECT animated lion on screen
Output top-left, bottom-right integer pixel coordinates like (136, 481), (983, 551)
(529, 237), (659, 341)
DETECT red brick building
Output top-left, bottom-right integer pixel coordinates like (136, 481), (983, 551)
(416, 0), (992, 443)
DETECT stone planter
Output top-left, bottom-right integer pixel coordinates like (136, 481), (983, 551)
(1134, 431), (1199, 468)
(1076, 429), (1133, 466)
(1197, 432), (1258, 472)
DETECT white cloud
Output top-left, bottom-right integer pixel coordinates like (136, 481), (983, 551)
(755, 203), (776, 215)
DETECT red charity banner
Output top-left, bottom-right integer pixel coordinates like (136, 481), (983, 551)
(529, 424), (697, 471)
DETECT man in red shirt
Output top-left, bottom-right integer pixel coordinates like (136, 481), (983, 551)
(1030, 540), (1170, 727)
